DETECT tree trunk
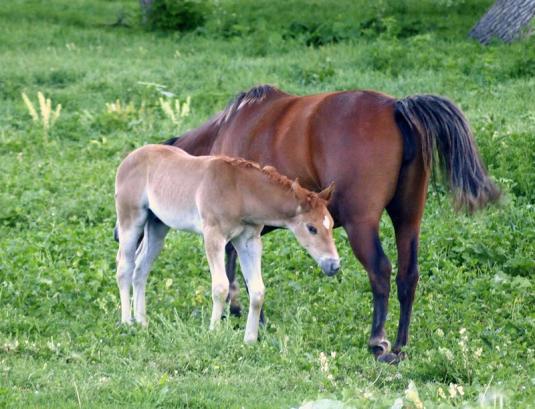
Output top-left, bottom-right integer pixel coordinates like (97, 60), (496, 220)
(469, 0), (535, 44)
(140, 0), (154, 24)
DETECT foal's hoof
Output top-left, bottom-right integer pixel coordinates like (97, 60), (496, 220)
(243, 334), (258, 344)
(118, 318), (133, 326)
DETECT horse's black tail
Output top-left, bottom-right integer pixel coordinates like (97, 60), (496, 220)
(394, 94), (500, 213)
(114, 224), (119, 242)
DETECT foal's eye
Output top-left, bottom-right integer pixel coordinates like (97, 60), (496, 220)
(307, 224), (318, 235)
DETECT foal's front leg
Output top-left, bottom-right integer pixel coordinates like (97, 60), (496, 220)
(232, 228), (264, 343)
(203, 229), (229, 330)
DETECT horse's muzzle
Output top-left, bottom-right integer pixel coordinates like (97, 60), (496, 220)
(320, 258), (340, 276)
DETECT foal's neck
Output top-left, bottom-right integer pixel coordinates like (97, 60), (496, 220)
(239, 170), (299, 227)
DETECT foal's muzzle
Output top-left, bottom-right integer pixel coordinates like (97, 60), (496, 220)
(320, 258), (340, 276)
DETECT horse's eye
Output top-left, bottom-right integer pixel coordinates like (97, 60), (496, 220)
(307, 224), (318, 235)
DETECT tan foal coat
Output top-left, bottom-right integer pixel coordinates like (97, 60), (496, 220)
(115, 145), (339, 342)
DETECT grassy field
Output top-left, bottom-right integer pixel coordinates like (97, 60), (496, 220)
(1, 0), (534, 407)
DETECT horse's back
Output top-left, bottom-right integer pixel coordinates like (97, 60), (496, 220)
(211, 90), (404, 223)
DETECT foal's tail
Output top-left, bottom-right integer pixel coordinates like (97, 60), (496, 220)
(394, 95), (500, 212)
(114, 224), (119, 242)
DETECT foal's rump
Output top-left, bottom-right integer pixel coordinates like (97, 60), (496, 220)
(115, 145), (207, 235)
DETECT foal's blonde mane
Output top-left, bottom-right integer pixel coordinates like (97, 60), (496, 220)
(220, 156), (326, 209)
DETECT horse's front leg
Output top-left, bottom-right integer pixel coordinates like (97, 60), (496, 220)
(225, 242), (242, 317)
(203, 229), (229, 330)
(232, 227), (264, 343)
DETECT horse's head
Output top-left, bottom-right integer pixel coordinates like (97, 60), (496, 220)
(287, 181), (340, 276)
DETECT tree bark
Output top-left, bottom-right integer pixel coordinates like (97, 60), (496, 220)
(140, 0), (154, 24)
(469, 0), (535, 44)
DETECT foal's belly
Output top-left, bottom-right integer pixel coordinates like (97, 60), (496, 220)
(148, 200), (203, 234)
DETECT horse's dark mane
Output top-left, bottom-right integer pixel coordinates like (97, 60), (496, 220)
(163, 85), (286, 147)
(217, 85), (287, 125)
(220, 156), (325, 209)
(162, 136), (179, 146)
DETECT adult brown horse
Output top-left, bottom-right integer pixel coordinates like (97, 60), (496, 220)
(163, 85), (500, 363)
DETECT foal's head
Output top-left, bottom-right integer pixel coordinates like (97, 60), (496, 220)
(287, 181), (340, 276)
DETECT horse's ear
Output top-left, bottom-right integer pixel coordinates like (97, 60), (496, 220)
(318, 182), (335, 202)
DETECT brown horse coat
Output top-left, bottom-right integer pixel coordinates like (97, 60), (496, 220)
(165, 85), (499, 362)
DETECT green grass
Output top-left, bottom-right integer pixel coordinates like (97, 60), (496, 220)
(1, 1), (534, 408)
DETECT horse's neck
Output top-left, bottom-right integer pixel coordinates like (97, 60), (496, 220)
(173, 116), (220, 155)
(239, 172), (298, 227)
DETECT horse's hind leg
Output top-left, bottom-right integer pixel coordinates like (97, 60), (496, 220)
(116, 213), (146, 324)
(132, 212), (169, 326)
(389, 219), (420, 356)
(386, 161), (428, 357)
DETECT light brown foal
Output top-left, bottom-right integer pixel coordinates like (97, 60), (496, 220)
(115, 144), (339, 343)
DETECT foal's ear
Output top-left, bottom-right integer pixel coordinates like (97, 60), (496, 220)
(263, 165), (277, 173)
(318, 182), (335, 202)
(291, 177), (301, 191)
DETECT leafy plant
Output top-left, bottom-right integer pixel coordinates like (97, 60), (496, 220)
(159, 96), (191, 126)
(143, 0), (211, 31)
(21, 91), (62, 142)
(1, 1), (534, 408)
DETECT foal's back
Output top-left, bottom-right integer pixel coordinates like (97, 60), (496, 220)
(115, 145), (212, 233)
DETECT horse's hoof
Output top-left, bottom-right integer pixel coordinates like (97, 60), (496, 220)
(377, 351), (407, 365)
(377, 352), (400, 364)
(229, 304), (242, 318)
(369, 339), (391, 357)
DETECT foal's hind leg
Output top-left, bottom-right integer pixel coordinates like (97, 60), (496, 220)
(116, 218), (146, 324)
(132, 214), (169, 326)
(232, 227), (264, 343)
